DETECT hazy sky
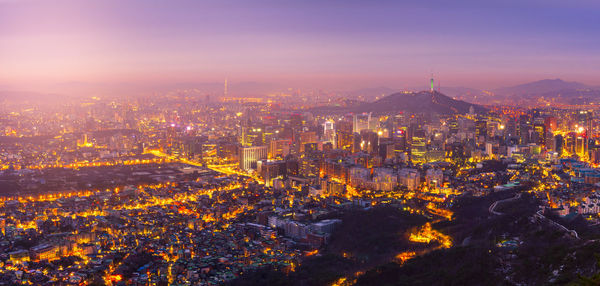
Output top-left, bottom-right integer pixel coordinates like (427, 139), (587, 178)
(1, 0), (599, 96)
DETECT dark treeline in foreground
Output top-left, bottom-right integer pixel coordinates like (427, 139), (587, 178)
(228, 191), (600, 286)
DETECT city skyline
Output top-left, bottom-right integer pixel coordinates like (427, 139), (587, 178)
(4, 1), (600, 283)
(1, 0), (600, 97)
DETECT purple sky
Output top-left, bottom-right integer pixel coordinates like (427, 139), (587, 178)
(1, 0), (599, 96)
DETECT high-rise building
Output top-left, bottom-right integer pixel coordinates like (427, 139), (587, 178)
(360, 130), (379, 154)
(268, 139), (291, 159)
(257, 160), (287, 186)
(545, 131), (555, 151)
(352, 132), (362, 153)
(353, 113), (374, 133)
(447, 118), (459, 135)
(239, 146), (267, 170)
(393, 126), (407, 154)
(180, 136), (205, 160)
(590, 144), (600, 164)
(298, 131), (317, 152)
(544, 116), (557, 132)
(565, 133), (575, 155)
(576, 135), (587, 159)
(578, 110), (593, 138)
(323, 121), (335, 145)
(475, 120), (487, 140)
(505, 117), (517, 139)
(410, 129), (427, 163)
(217, 142), (239, 163)
(518, 115), (531, 144)
(336, 119), (353, 151)
(241, 125), (265, 147)
(379, 139), (396, 160)
(533, 122), (546, 146)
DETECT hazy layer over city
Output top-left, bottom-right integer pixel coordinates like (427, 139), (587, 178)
(4, 1), (600, 285)
(1, 0), (599, 98)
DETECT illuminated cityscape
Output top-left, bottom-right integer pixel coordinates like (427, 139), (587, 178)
(1, 0), (600, 285)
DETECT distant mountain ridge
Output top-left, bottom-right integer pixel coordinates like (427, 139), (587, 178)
(494, 79), (590, 95)
(344, 86), (398, 101)
(355, 90), (486, 115)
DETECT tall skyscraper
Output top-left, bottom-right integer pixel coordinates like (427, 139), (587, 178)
(533, 122), (546, 146)
(410, 129), (427, 163)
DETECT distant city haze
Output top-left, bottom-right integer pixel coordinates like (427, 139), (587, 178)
(1, 0), (599, 96)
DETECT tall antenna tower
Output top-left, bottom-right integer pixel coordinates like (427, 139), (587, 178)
(430, 74), (434, 92)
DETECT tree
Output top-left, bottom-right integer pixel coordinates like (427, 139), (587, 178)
(571, 254), (600, 286)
